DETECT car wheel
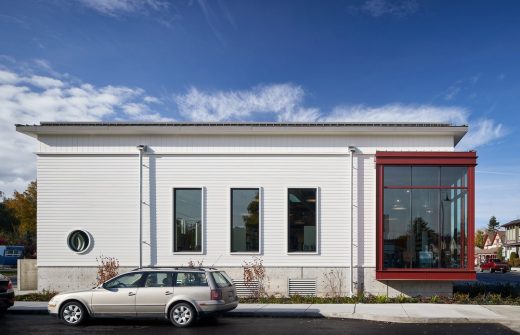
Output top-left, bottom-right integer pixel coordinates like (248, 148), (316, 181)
(170, 302), (196, 327)
(502, 268), (507, 273)
(480, 268), (484, 272)
(60, 301), (87, 326)
(490, 268), (495, 273)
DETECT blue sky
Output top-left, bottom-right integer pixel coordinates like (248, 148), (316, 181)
(0, 0), (518, 228)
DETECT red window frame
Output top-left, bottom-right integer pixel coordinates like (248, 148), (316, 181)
(375, 151), (477, 281)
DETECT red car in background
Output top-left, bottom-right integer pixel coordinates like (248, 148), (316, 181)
(480, 258), (510, 273)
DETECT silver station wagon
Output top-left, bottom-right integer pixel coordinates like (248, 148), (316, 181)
(48, 267), (238, 327)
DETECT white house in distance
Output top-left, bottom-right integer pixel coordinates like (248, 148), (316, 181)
(16, 122), (477, 297)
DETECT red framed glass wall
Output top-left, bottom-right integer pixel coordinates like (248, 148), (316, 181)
(376, 152), (477, 280)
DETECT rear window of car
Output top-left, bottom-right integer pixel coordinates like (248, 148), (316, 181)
(211, 272), (233, 288)
(175, 272), (208, 287)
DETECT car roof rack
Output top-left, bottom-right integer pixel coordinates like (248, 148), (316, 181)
(130, 266), (218, 271)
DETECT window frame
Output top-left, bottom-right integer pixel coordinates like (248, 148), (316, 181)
(172, 187), (205, 255)
(286, 187), (320, 255)
(229, 186), (263, 255)
(375, 151), (476, 281)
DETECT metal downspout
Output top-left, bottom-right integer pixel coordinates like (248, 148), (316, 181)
(137, 145), (147, 269)
(348, 146), (356, 297)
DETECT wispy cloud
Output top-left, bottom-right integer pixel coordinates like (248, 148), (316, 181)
(324, 103), (469, 124)
(76, 0), (168, 17)
(457, 119), (505, 150)
(442, 75), (480, 101)
(195, 0), (236, 45)
(360, 0), (419, 18)
(174, 84), (320, 122)
(0, 61), (168, 196)
(174, 84), (505, 151)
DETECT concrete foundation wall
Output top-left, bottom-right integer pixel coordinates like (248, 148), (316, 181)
(38, 266), (453, 297)
(17, 259), (38, 291)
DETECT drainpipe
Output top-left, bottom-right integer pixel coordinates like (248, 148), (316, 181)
(137, 145), (147, 269)
(348, 146), (356, 297)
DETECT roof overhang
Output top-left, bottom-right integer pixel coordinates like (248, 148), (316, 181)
(15, 122), (468, 145)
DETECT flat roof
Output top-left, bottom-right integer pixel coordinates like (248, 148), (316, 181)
(16, 122), (468, 144)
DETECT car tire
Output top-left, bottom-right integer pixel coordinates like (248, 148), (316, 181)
(480, 268), (484, 272)
(490, 268), (495, 273)
(60, 301), (87, 326)
(170, 302), (196, 328)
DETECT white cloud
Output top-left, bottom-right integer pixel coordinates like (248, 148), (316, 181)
(76, 0), (168, 16)
(324, 103), (504, 150)
(174, 84), (320, 122)
(0, 65), (168, 197)
(361, 0), (419, 18)
(457, 119), (505, 150)
(174, 84), (505, 151)
(324, 103), (469, 124)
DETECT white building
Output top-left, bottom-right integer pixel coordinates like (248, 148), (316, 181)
(16, 122), (477, 297)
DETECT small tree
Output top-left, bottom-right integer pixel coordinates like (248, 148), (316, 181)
(96, 256), (120, 286)
(496, 247), (504, 261)
(487, 216), (500, 233)
(475, 230), (485, 249)
(243, 257), (266, 298)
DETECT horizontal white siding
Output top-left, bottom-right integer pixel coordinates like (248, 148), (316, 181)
(36, 134), (453, 268)
(37, 153), (377, 267)
(37, 156), (139, 267)
(37, 135), (454, 154)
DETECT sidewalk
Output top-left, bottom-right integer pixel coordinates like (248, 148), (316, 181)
(8, 302), (520, 331)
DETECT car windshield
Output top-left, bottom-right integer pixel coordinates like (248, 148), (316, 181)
(211, 271), (233, 288)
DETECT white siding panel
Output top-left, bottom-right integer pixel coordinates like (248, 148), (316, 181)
(38, 154), (371, 267)
(37, 156), (139, 267)
(37, 135), (454, 154)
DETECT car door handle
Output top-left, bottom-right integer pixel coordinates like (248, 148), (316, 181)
(128, 292), (136, 296)
(165, 291), (173, 295)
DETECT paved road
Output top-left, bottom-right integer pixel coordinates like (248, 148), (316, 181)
(0, 314), (517, 335)
(476, 271), (520, 285)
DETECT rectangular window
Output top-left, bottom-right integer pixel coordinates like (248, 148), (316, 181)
(383, 166), (468, 269)
(174, 188), (202, 253)
(175, 272), (208, 287)
(231, 188), (260, 253)
(376, 151), (476, 281)
(288, 188), (317, 253)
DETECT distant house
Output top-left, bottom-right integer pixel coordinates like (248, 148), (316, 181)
(502, 219), (520, 259)
(482, 231), (505, 259)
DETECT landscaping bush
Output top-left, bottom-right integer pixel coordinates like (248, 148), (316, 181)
(15, 289), (58, 302)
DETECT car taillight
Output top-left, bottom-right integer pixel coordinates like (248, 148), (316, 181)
(211, 289), (222, 300)
(7, 280), (13, 290)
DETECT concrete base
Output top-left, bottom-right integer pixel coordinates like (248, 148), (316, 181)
(17, 259), (38, 291)
(38, 265), (454, 297)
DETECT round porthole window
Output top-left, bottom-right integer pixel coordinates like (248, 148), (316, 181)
(67, 230), (91, 254)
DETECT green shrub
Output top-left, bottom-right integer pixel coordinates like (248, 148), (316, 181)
(15, 289), (58, 302)
(510, 252), (519, 260)
(373, 295), (390, 303)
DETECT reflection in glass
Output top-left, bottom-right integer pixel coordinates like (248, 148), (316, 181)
(441, 167), (467, 187)
(288, 188), (317, 252)
(231, 188), (260, 252)
(174, 188), (202, 252)
(412, 167), (439, 187)
(383, 166), (468, 269)
(384, 167), (411, 186)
